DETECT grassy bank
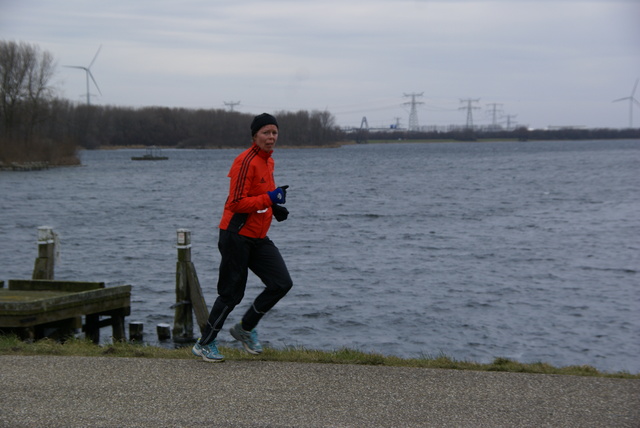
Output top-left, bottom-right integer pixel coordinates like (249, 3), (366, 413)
(1, 335), (636, 379)
(0, 137), (80, 167)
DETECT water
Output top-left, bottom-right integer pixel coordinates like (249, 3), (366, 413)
(1, 140), (638, 373)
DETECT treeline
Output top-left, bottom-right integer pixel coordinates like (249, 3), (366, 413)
(509, 127), (640, 141)
(60, 104), (343, 149)
(358, 127), (640, 143)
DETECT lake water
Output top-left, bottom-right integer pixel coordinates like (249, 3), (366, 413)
(1, 139), (638, 373)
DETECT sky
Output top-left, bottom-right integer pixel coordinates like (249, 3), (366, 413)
(1, 0), (639, 130)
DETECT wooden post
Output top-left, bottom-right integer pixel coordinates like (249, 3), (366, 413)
(129, 322), (144, 342)
(110, 308), (128, 342)
(172, 229), (209, 343)
(173, 229), (194, 342)
(157, 323), (171, 341)
(85, 314), (101, 343)
(82, 307), (130, 344)
(32, 226), (56, 280)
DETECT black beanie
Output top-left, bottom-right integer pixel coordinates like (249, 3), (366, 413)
(251, 113), (278, 136)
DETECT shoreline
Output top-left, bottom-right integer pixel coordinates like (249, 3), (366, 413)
(1, 336), (637, 378)
(94, 137), (640, 151)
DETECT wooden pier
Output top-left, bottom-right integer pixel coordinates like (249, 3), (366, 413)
(0, 227), (131, 342)
(1, 226), (209, 344)
(0, 280), (131, 342)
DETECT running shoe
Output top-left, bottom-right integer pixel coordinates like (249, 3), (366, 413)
(230, 323), (263, 354)
(192, 339), (225, 362)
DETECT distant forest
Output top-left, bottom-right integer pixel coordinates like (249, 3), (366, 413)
(359, 126), (640, 144)
(53, 103), (343, 149)
(1, 40), (639, 166)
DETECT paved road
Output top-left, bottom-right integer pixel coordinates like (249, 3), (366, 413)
(1, 355), (638, 427)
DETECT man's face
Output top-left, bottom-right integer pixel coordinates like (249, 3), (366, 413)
(253, 125), (278, 152)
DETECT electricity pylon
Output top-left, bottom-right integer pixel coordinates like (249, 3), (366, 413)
(486, 103), (503, 129)
(502, 114), (517, 130)
(403, 92), (424, 131)
(459, 98), (480, 130)
(224, 101), (241, 111)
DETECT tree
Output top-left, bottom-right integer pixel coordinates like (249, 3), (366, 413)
(0, 40), (77, 165)
(0, 40), (56, 140)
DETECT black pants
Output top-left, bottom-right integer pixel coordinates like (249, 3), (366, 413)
(200, 229), (293, 345)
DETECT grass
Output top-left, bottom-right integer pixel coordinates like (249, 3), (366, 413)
(1, 335), (637, 379)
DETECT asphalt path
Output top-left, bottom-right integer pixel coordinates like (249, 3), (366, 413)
(1, 355), (638, 427)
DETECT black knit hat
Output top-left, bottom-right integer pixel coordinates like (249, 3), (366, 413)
(251, 113), (278, 136)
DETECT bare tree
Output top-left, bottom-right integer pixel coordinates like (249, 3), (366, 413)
(0, 40), (56, 139)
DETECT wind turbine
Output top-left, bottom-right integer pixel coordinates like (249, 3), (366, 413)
(612, 78), (640, 128)
(65, 45), (102, 105)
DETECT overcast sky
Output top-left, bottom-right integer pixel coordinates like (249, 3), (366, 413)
(1, 0), (639, 130)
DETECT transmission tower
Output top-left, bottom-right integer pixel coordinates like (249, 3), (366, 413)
(403, 92), (424, 131)
(459, 99), (480, 130)
(486, 103), (503, 129)
(502, 114), (517, 130)
(224, 101), (241, 111)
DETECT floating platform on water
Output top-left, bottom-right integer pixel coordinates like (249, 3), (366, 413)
(0, 279), (131, 342)
(131, 146), (168, 161)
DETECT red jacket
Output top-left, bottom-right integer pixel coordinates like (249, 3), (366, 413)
(218, 144), (276, 238)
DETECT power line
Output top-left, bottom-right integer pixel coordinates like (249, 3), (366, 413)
(332, 103), (403, 115)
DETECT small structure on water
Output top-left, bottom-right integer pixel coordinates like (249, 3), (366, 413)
(131, 146), (168, 161)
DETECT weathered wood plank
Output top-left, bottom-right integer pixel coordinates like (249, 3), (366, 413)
(172, 229), (211, 341)
(0, 285), (131, 327)
(186, 262), (208, 331)
(8, 279), (105, 292)
(32, 227), (55, 280)
(172, 262), (193, 341)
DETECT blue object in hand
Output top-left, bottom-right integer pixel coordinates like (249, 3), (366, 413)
(268, 186), (288, 204)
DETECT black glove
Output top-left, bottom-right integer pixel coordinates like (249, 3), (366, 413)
(272, 204), (289, 222)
